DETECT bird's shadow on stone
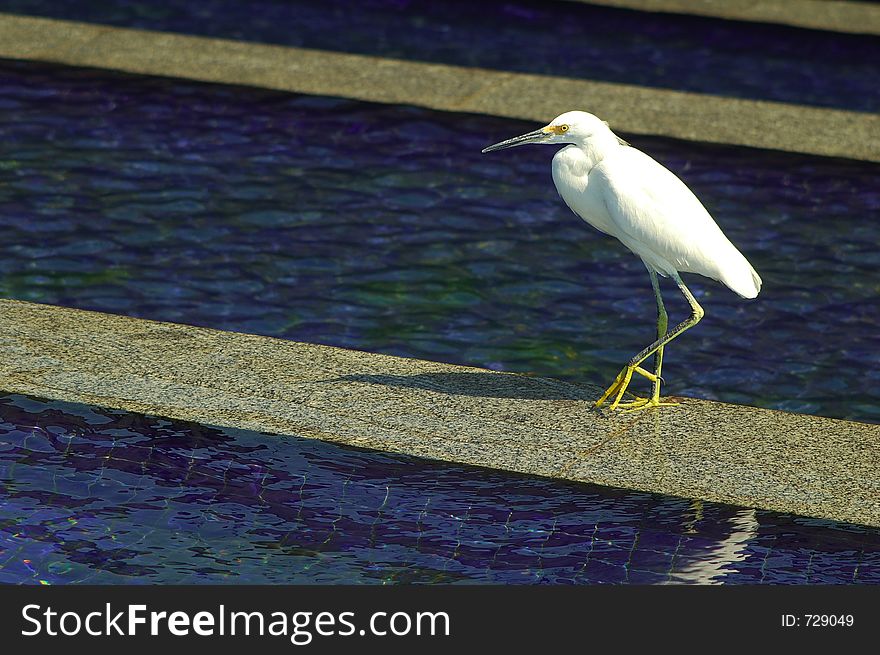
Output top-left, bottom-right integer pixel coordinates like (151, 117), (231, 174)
(323, 372), (598, 401)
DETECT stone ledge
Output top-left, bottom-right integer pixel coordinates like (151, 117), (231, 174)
(1, 298), (878, 527)
(576, 0), (880, 36)
(0, 13), (878, 162)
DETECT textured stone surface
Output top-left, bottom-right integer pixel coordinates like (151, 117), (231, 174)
(1, 299), (878, 527)
(0, 13), (878, 162)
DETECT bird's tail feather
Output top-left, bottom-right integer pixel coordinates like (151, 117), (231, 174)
(721, 256), (762, 299)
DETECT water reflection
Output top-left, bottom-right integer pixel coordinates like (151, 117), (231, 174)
(1, 394), (877, 584)
(664, 505), (759, 584)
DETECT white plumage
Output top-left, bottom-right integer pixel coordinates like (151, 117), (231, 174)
(482, 110), (761, 410)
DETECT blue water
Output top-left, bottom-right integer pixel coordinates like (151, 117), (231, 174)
(3, 0), (879, 111)
(2, 393), (877, 584)
(1, 60), (879, 424)
(1, 60), (879, 585)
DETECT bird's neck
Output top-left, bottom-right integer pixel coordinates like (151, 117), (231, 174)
(576, 130), (624, 170)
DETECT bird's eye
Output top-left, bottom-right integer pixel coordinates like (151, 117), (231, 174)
(560, 125), (569, 132)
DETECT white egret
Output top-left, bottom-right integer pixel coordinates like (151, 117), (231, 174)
(482, 111), (761, 411)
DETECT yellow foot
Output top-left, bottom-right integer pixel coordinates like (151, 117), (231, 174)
(615, 396), (678, 413)
(595, 365), (665, 411)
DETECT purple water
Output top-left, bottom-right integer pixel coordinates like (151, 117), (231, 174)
(0, 60), (878, 585)
(1, 60), (879, 423)
(2, 393), (877, 584)
(3, 0), (879, 111)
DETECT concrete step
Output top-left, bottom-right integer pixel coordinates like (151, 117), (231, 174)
(1, 298), (877, 527)
(1, 13), (878, 161)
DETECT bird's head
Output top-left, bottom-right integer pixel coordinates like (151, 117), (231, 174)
(481, 111), (616, 153)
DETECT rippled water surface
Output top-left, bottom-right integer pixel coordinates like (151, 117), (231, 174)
(2, 393), (878, 585)
(1, 61), (879, 585)
(2, 61), (879, 423)
(4, 0), (879, 111)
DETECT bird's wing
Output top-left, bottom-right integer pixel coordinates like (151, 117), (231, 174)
(594, 147), (746, 283)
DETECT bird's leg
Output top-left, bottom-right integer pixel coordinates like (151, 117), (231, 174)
(596, 272), (703, 411)
(595, 270), (667, 410)
(617, 270), (671, 410)
(649, 269), (668, 403)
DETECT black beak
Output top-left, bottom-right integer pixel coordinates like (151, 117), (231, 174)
(481, 128), (548, 153)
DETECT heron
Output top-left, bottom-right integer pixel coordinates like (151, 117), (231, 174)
(482, 111), (761, 411)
